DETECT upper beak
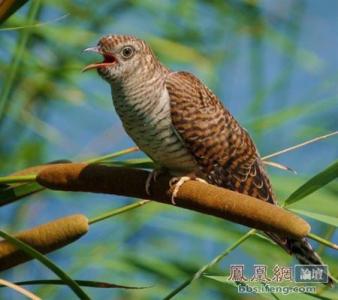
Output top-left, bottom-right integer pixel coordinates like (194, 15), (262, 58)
(83, 46), (101, 54)
(82, 46), (116, 72)
(82, 46), (102, 72)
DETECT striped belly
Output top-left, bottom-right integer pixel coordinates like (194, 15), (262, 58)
(113, 89), (197, 173)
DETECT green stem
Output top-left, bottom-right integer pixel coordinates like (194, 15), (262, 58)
(0, 230), (90, 300)
(84, 146), (139, 164)
(262, 131), (338, 161)
(0, 174), (37, 184)
(307, 232), (338, 250)
(0, 0), (42, 119)
(0, 147), (141, 185)
(317, 226), (336, 255)
(89, 200), (150, 225)
(163, 229), (256, 300)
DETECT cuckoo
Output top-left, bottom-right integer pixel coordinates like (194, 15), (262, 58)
(83, 34), (334, 285)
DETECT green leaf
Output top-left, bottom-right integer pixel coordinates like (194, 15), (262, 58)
(304, 292), (338, 300)
(249, 97), (337, 132)
(290, 209), (338, 227)
(203, 276), (276, 300)
(0, 230), (90, 300)
(0, 148), (145, 206)
(0, 0), (41, 118)
(0, 279), (149, 289)
(83, 146), (139, 164)
(203, 275), (235, 285)
(0, 175), (37, 184)
(89, 200), (150, 225)
(273, 175), (338, 217)
(284, 160), (338, 206)
(148, 36), (212, 74)
(262, 131), (338, 160)
(307, 233), (338, 250)
(0, 182), (43, 207)
(105, 158), (155, 169)
(162, 229), (255, 300)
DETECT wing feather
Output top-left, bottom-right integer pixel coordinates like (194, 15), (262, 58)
(166, 71), (276, 205)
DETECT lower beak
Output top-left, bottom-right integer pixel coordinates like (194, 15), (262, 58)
(82, 46), (116, 72)
(82, 62), (109, 72)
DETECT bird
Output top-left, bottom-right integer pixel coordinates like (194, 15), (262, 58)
(83, 34), (334, 286)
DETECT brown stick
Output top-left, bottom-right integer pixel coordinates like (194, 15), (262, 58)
(0, 214), (88, 271)
(36, 163), (311, 238)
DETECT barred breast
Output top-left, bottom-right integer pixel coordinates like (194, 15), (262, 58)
(111, 79), (197, 174)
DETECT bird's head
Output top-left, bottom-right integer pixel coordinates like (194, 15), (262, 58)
(83, 34), (156, 83)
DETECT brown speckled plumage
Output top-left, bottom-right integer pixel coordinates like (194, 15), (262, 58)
(85, 34), (334, 286)
(167, 71), (275, 204)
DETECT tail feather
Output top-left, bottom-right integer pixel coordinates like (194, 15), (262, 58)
(266, 233), (335, 286)
(287, 237), (335, 287)
(253, 161), (336, 287)
(216, 152), (335, 286)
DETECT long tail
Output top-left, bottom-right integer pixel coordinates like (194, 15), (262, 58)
(286, 237), (335, 286)
(216, 148), (335, 286)
(234, 158), (335, 287)
(251, 159), (336, 286)
(258, 168), (336, 285)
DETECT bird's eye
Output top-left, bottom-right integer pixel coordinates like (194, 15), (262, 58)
(121, 46), (134, 59)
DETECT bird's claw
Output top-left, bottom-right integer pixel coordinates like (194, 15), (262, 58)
(169, 176), (207, 205)
(145, 169), (163, 195)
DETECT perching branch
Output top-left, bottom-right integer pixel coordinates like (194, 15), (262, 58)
(35, 163), (311, 239)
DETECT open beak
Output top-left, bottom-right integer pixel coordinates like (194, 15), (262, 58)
(82, 46), (117, 72)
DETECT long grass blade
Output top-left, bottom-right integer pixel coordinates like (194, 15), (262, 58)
(262, 131), (338, 160)
(307, 232), (338, 250)
(162, 229), (256, 299)
(0, 230), (90, 300)
(106, 158), (154, 169)
(0, 175), (37, 184)
(0, 182), (43, 207)
(84, 146), (139, 164)
(0, 147), (141, 206)
(263, 160), (297, 173)
(0, 0), (42, 119)
(304, 292), (336, 300)
(0, 14), (68, 31)
(284, 160), (338, 206)
(290, 209), (338, 227)
(89, 200), (150, 225)
(0, 279), (149, 289)
(0, 278), (41, 300)
(203, 277), (279, 300)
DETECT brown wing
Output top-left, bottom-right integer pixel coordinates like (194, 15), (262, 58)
(166, 71), (276, 205)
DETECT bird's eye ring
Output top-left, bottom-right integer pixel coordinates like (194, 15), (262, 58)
(121, 46), (135, 59)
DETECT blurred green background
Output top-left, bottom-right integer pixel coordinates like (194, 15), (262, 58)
(0, 0), (337, 299)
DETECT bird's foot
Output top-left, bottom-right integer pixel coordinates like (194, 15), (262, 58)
(169, 176), (207, 205)
(145, 168), (166, 195)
